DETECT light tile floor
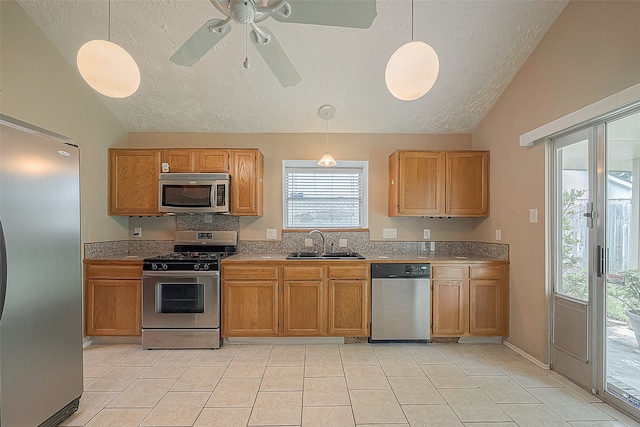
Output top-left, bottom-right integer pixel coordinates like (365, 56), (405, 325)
(61, 342), (640, 427)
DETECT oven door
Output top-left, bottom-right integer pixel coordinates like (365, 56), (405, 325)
(142, 270), (219, 329)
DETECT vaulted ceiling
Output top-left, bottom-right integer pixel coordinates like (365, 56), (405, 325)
(18, 0), (567, 134)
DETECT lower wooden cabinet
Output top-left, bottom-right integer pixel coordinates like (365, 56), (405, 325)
(222, 261), (369, 337)
(222, 265), (280, 337)
(84, 260), (142, 336)
(431, 262), (509, 337)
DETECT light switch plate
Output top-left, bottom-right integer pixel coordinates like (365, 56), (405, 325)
(266, 228), (277, 240)
(530, 209), (538, 223)
(133, 227), (142, 238)
(383, 228), (397, 239)
(495, 229), (502, 241)
(423, 229), (431, 239)
(339, 239), (348, 247)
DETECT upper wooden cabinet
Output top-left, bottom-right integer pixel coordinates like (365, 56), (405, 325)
(108, 147), (263, 216)
(389, 150), (489, 217)
(162, 149), (230, 173)
(231, 149), (264, 216)
(109, 149), (162, 216)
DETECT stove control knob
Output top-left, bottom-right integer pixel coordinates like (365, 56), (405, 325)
(151, 263), (158, 271)
(193, 264), (200, 271)
(203, 264), (210, 271)
(161, 264), (168, 271)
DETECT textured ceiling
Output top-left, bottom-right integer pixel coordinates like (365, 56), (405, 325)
(18, 0), (567, 134)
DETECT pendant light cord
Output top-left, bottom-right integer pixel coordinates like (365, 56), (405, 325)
(325, 118), (329, 151)
(411, 0), (414, 42)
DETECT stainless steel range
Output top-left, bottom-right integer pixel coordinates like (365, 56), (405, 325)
(142, 230), (237, 349)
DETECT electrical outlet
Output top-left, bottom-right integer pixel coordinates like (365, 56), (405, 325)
(530, 209), (538, 223)
(266, 228), (277, 240)
(133, 227), (142, 239)
(423, 229), (431, 239)
(203, 214), (213, 224)
(305, 238), (314, 247)
(495, 229), (502, 241)
(430, 241), (436, 252)
(339, 239), (348, 247)
(383, 228), (397, 239)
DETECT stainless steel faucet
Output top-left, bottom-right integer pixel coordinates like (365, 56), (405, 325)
(308, 229), (326, 254)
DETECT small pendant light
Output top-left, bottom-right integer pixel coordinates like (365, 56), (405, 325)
(385, 0), (439, 101)
(317, 105), (337, 167)
(77, 0), (140, 98)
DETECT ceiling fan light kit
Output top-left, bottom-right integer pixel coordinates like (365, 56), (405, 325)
(386, 0), (439, 101)
(318, 105), (337, 167)
(170, 0), (377, 87)
(77, 0), (140, 98)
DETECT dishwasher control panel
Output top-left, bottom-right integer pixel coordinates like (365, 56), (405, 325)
(371, 263), (430, 278)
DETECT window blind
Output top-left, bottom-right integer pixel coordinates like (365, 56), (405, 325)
(284, 167), (363, 228)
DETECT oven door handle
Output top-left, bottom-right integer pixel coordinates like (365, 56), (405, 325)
(143, 270), (219, 278)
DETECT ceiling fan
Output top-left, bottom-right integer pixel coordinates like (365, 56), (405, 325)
(169, 0), (377, 87)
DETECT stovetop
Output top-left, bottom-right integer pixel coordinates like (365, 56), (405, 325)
(142, 230), (237, 272)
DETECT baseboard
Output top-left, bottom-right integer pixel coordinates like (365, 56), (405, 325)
(458, 336), (503, 344)
(89, 336), (143, 345)
(502, 340), (550, 369)
(226, 337), (345, 345)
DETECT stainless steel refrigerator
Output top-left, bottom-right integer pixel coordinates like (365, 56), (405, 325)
(0, 114), (83, 426)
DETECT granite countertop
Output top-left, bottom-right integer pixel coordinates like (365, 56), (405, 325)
(222, 253), (507, 263)
(83, 253), (152, 262)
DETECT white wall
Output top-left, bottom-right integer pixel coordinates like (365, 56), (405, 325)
(472, 0), (640, 362)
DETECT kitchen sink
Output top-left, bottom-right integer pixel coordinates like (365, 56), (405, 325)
(286, 252), (365, 260)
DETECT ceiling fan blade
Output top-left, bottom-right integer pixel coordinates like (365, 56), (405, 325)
(170, 19), (231, 66)
(250, 27), (302, 87)
(271, 0), (377, 29)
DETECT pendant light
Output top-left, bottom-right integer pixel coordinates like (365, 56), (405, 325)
(385, 0), (439, 101)
(77, 0), (140, 98)
(317, 105), (337, 167)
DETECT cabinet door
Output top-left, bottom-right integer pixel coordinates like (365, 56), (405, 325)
(109, 149), (162, 215)
(432, 280), (468, 336)
(231, 149), (264, 216)
(162, 149), (195, 172)
(446, 151), (489, 216)
(197, 149), (230, 172)
(327, 279), (369, 336)
(85, 279), (141, 336)
(469, 265), (508, 336)
(395, 151), (445, 216)
(222, 280), (279, 336)
(431, 264), (468, 336)
(283, 280), (324, 336)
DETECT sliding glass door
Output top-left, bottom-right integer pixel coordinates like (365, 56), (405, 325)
(551, 107), (640, 419)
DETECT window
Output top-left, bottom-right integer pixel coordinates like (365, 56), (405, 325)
(283, 160), (368, 229)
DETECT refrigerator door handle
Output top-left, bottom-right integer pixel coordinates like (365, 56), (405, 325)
(0, 218), (7, 321)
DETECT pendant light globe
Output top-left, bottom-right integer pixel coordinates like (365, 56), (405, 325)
(77, 40), (140, 98)
(385, 41), (439, 101)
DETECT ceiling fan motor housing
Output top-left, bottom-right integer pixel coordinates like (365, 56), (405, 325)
(228, 0), (256, 24)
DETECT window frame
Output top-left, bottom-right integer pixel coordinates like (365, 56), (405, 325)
(282, 160), (369, 230)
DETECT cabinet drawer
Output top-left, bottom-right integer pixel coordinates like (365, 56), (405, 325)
(470, 265), (503, 280)
(223, 265), (279, 280)
(283, 266), (324, 281)
(432, 265), (465, 280)
(85, 263), (142, 279)
(328, 264), (368, 280)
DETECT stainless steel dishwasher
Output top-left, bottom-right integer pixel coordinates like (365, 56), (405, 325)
(370, 263), (431, 342)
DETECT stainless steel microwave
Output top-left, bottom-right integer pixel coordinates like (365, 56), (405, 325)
(158, 173), (230, 213)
